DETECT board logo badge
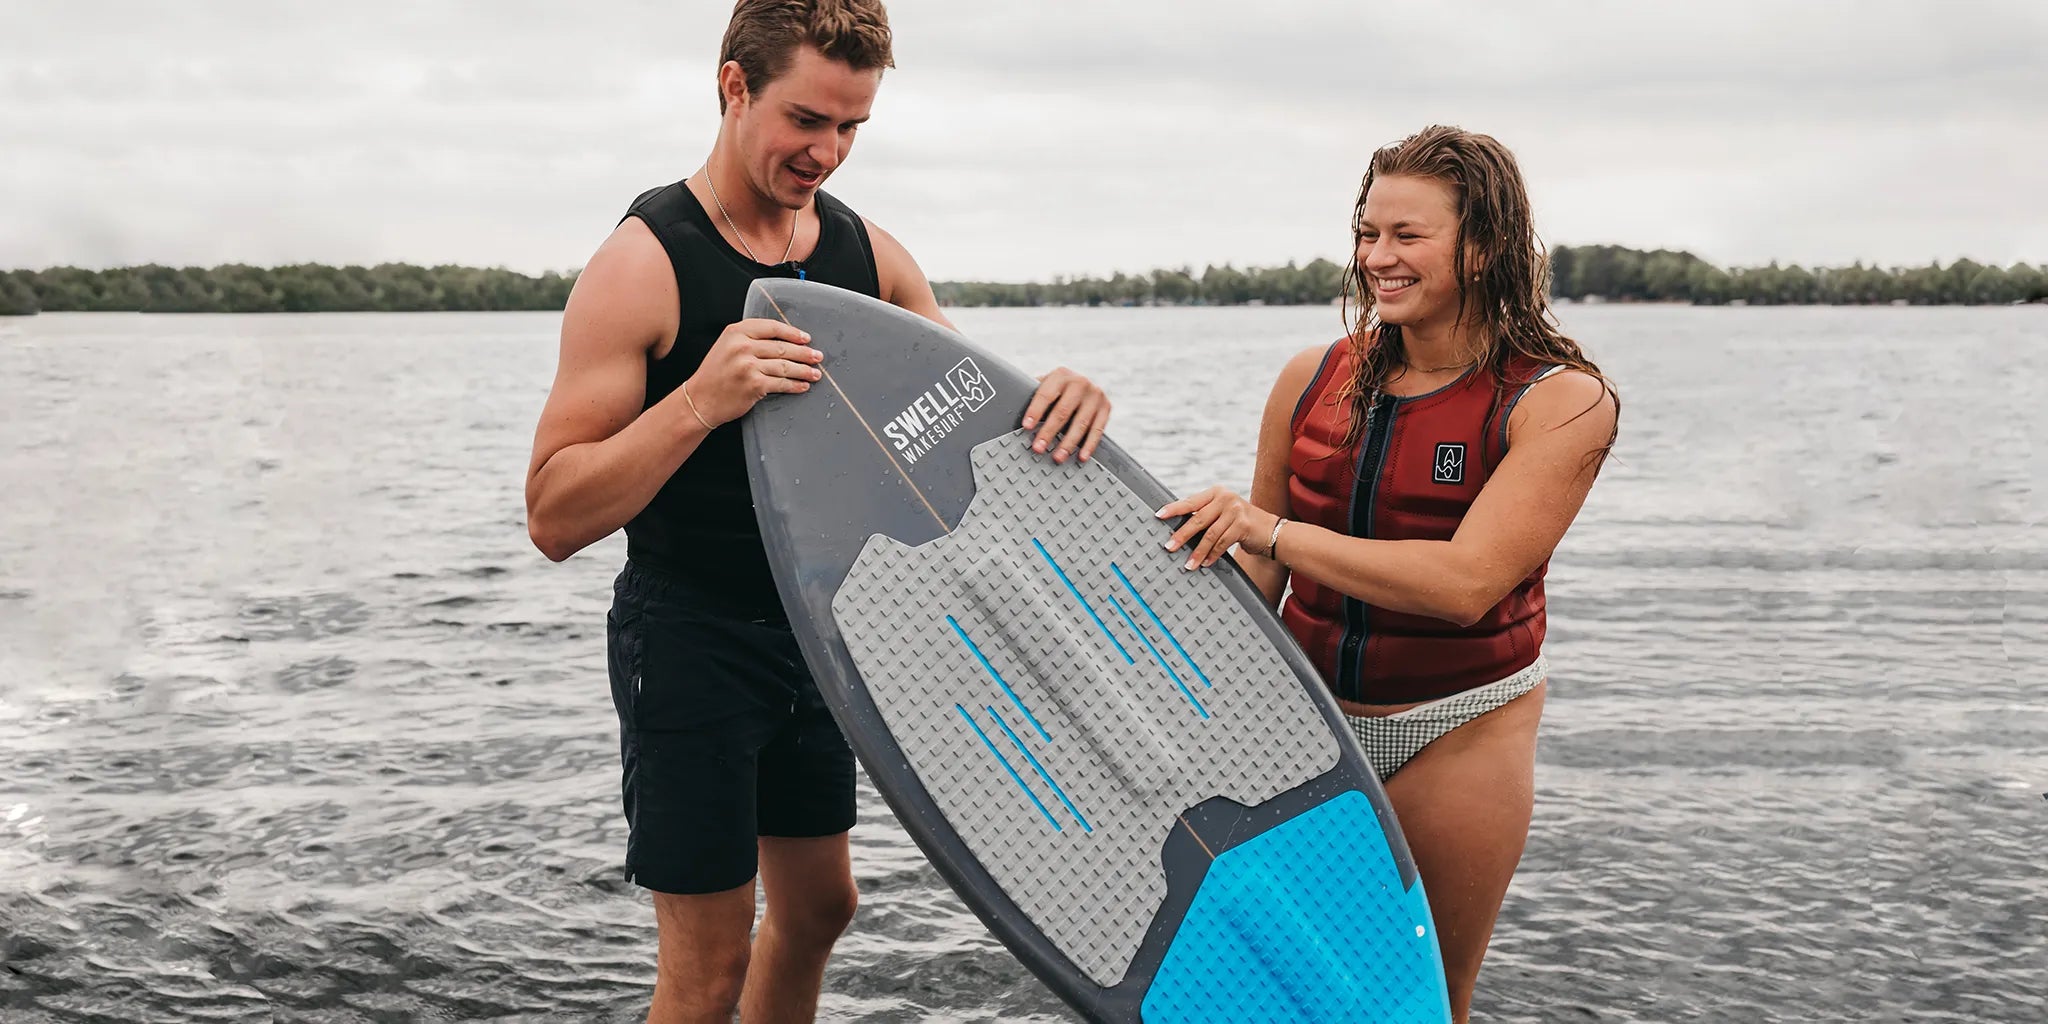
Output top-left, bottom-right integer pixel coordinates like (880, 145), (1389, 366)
(882, 358), (999, 465)
(1432, 442), (1466, 485)
(948, 357), (993, 411)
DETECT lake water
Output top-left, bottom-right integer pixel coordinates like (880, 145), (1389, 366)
(1, 304), (2044, 1022)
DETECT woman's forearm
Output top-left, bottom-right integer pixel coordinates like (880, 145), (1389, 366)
(1275, 521), (1498, 627)
(1230, 549), (1289, 609)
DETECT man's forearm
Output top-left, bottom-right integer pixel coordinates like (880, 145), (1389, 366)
(527, 395), (709, 561)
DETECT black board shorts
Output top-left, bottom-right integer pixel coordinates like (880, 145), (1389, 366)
(606, 561), (857, 895)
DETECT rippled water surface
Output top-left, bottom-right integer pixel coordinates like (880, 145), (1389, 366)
(2, 305), (2044, 1021)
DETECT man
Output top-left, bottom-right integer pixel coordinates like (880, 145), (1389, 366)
(523, 2), (1111, 1021)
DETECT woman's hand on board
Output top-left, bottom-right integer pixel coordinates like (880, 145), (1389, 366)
(1156, 486), (1281, 571)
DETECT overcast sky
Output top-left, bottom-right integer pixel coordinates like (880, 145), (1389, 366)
(4, 1), (2043, 280)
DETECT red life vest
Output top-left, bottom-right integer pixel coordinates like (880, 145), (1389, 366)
(1279, 338), (1557, 704)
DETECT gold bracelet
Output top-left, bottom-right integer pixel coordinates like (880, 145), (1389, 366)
(1266, 517), (1287, 560)
(681, 380), (715, 432)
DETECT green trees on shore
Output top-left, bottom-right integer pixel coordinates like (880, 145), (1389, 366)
(933, 259), (1350, 309)
(936, 248), (2046, 307)
(2, 248), (2042, 316)
(1546, 246), (2046, 307)
(0, 264), (573, 316)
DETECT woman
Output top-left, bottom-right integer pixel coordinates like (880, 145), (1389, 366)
(1158, 125), (1619, 1022)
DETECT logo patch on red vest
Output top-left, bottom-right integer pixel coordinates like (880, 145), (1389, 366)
(1433, 443), (1466, 484)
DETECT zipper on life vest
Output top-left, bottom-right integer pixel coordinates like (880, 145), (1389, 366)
(1335, 391), (1397, 702)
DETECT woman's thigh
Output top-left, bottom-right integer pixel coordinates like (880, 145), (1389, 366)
(1383, 682), (1547, 1014)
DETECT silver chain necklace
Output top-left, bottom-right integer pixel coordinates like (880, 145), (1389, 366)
(703, 168), (798, 265)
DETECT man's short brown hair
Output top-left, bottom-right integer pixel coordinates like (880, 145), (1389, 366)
(718, 0), (894, 112)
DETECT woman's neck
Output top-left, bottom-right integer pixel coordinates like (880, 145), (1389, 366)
(1398, 315), (1484, 373)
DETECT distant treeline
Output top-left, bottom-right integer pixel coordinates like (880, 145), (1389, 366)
(4, 247), (2044, 316)
(1549, 246), (2046, 307)
(0, 264), (574, 316)
(934, 247), (2048, 308)
(935, 260), (1350, 309)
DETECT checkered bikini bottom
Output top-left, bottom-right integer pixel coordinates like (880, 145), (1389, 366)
(1344, 656), (1549, 782)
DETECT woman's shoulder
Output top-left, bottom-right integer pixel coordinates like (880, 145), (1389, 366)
(1285, 336), (1357, 385)
(1505, 365), (1619, 444)
(1285, 341), (1335, 376)
(1270, 340), (1345, 404)
(1518, 365), (1615, 404)
(1263, 340), (1351, 428)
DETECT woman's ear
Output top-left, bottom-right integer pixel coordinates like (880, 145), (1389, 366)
(1465, 244), (1488, 280)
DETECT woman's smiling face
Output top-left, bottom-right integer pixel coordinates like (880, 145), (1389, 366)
(1355, 173), (1470, 330)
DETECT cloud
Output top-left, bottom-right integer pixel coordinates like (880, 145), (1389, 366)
(4, 0), (2043, 277)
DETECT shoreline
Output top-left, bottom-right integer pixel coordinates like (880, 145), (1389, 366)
(6, 245), (2044, 316)
(6, 300), (2044, 319)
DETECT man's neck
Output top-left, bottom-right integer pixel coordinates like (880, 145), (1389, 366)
(699, 145), (801, 236)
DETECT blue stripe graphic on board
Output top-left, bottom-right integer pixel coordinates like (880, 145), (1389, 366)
(955, 704), (1060, 831)
(1031, 538), (1134, 664)
(1106, 593), (1209, 719)
(1111, 562), (1213, 688)
(947, 615), (1052, 743)
(987, 707), (1093, 832)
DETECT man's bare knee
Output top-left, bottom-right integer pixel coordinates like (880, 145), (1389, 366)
(651, 887), (755, 1019)
(758, 835), (859, 951)
(677, 943), (749, 1015)
(776, 880), (859, 947)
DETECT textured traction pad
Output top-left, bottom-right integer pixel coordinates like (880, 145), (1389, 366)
(832, 435), (1342, 986)
(1142, 791), (1450, 1023)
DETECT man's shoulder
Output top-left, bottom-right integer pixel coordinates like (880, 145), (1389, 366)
(623, 179), (699, 226)
(814, 187), (865, 226)
(630, 181), (671, 210)
(584, 217), (677, 294)
(617, 182), (729, 279)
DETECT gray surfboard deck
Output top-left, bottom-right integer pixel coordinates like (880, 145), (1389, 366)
(742, 278), (1450, 1023)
